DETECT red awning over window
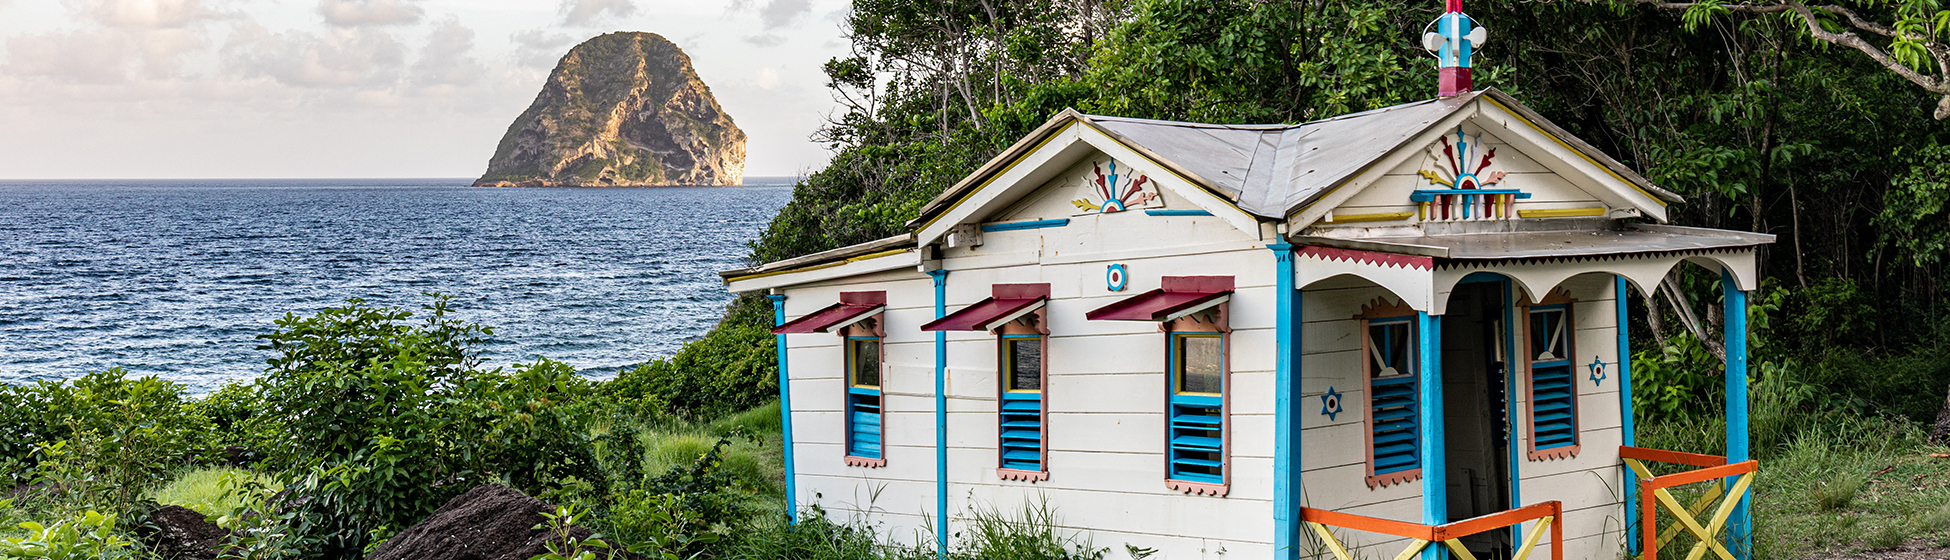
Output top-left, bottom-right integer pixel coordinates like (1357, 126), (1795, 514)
(921, 284), (1050, 332)
(772, 291), (886, 334)
(1085, 276), (1233, 322)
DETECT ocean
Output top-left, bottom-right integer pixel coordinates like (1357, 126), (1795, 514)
(0, 178), (795, 393)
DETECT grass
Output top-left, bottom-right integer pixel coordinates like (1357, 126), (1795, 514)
(144, 467), (279, 519)
(1639, 410), (1950, 559)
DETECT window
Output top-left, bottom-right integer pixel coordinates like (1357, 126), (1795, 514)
(1168, 332), (1225, 486)
(1359, 298), (1421, 488)
(999, 334), (1046, 476)
(1525, 294), (1579, 460)
(842, 316), (887, 468)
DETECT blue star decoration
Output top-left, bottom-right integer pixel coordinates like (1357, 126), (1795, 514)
(1588, 355), (1607, 386)
(1320, 386), (1344, 420)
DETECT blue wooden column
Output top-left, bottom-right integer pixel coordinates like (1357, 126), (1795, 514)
(1722, 269), (1751, 559)
(1617, 276), (1638, 553)
(1269, 243), (1302, 560)
(1418, 310), (1446, 560)
(768, 294), (797, 524)
(1503, 280), (1523, 544)
(928, 269), (950, 559)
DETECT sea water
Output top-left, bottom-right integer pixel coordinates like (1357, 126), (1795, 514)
(0, 179), (794, 393)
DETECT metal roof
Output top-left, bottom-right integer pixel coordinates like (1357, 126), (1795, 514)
(1091, 96), (1470, 218)
(907, 88), (1682, 228)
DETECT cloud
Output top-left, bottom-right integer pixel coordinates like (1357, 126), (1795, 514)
(316, 0), (424, 27)
(221, 22), (407, 88)
(4, 30), (136, 84)
(728, 0), (810, 30)
(558, 0), (634, 26)
(410, 17), (483, 88)
(756, 0), (808, 30)
(511, 30), (576, 70)
(742, 34), (784, 47)
(67, 0), (227, 29)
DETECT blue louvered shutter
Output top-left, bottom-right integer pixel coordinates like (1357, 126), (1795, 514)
(846, 337), (883, 459)
(1366, 318), (1420, 480)
(1000, 335), (1044, 471)
(1528, 306), (1577, 452)
(1167, 333), (1225, 484)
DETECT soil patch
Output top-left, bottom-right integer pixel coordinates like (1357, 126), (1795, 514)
(1814, 541), (1950, 560)
(137, 505), (228, 560)
(366, 483), (630, 560)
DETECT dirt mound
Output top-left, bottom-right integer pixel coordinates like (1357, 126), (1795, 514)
(137, 505), (228, 560)
(366, 484), (629, 560)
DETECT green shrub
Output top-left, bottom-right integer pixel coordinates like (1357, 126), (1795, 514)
(603, 296), (777, 419)
(956, 501), (1106, 560)
(0, 509), (135, 560)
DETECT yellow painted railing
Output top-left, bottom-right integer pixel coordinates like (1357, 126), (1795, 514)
(1620, 446), (1758, 560)
(1299, 501), (1562, 560)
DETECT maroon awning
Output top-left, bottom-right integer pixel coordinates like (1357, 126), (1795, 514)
(772, 291), (886, 334)
(921, 284), (1050, 331)
(1085, 276), (1233, 322)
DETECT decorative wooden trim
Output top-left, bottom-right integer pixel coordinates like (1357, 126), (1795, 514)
(1166, 479), (1229, 496)
(1521, 288), (1580, 462)
(1354, 296), (1418, 320)
(1159, 300), (1229, 334)
(1324, 211), (1418, 224)
(844, 456), (887, 468)
(1366, 468), (1423, 489)
(1298, 245), (1434, 270)
(1517, 207), (1606, 218)
(997, 468), (1049, 482)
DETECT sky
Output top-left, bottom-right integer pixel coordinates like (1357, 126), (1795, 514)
(0, 0), (851, 179)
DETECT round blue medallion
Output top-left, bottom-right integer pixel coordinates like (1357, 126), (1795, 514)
(1106, 264), (1128, 292)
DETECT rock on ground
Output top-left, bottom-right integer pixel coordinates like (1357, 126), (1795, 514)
(365, 483), (625, 560)
(137, 505), (227, 560)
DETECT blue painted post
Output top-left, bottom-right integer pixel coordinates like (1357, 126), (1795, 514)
(929, 269), (951, 559)
(1504, 280), (1522, 544)
(1269, 243), (1302, 560)
(1617, 276), (1638, 554)
(1418, 310), (1447, 560)
(767, 294), (797, 524)
(1722, 270), (1751, 559)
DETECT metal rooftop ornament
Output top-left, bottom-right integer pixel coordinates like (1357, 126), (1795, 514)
(1422, 0), (1487, 98)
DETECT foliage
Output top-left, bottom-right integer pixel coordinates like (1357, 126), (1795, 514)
(528, 504), (642, 560)
(604, 295), (777, 419)
(0, 510), (133, 560)
(606, 436), (747, 558)
(0, 370), (215, 514)
(1881, 142), (1950, 268)
(249, 294), (492, 470)
(1813, 470), (1864, 511)
(145, 468), (277, 519)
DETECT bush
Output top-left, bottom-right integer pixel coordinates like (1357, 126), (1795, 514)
(0, 509), (135, 560)
(0, 370), (215, 511)
(604, 296), (778, 420)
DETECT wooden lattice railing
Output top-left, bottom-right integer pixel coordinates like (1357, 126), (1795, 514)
(1620, 446), (1758, 560)
(1299, 501), (1561, 560)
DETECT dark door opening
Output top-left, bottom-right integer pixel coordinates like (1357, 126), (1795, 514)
(1442, 281), (1513, 558)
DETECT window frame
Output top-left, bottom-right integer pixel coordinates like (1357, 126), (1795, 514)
(1357, 297), (1423, 489)
(1162, 303), (1230, 497)
(840, 316), (887, 468)
(1522, 288), (1581, 461)
(993, 307), (1050, 481)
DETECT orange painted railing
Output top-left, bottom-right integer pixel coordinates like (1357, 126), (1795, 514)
(1299, 501), (1562, 560)
(1620, 446), (1758, 560)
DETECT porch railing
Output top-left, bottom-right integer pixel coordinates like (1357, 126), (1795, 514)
(1299, 501), (1561, 560)
(1620, 446), (1757, 560)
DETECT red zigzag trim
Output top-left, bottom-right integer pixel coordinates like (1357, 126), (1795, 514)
(1297, 246), (1433, 270)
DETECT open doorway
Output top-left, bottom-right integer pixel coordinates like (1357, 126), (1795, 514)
(1442, 280), (1513, 558)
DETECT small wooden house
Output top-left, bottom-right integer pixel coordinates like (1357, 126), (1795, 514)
(722, 9), (1768, 559)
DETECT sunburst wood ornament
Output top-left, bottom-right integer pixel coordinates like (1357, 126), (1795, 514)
(1071, 158), (1159, 213)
